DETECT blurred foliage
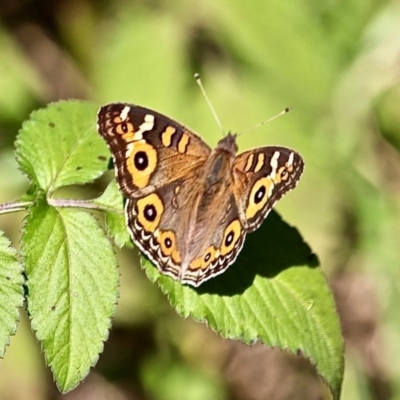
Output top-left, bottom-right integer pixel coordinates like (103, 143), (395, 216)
(0, 0), (399, 399)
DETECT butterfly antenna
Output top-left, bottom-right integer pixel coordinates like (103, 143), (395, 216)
(237, 106), (292, 137)
(195, 73), (226, 136)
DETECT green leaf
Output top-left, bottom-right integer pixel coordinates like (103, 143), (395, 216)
(15, 101), (109, 193)
(143, 211), (344, 400)
(0, 232), (24, 358)
(22, 197), (119, 392)
(93, 180), (132, 248)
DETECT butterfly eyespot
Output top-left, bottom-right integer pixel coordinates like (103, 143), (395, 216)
(126, 142), (157, 189)
(225, 231), (234, 247)
(245, 177), (273, 219)
(281, 169), (288, 179)
(144, 204), (157, 222)
(134, 151), (149, 170)
(158, 230), (180, 263)
(136, 194), (164, 232)
(220, 220), (242, 256)
(189, 246), (217, 271)
(115, 120), (134, 136)
(254, 185), (266, 204)
(120, 122), (128, 133)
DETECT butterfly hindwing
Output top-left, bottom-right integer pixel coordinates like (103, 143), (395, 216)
(124, 170), (246, 287)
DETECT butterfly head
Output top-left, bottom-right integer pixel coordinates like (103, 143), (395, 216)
(216, 132), (238, 155)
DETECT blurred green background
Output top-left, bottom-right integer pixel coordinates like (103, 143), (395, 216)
(1, 0), (400, 399)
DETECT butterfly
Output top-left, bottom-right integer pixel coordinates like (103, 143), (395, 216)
(97, 102), (304, 287)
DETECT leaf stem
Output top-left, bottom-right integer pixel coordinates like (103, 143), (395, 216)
(0, 200), (33, 215)
(0, 198), (123, 216)
(47, 198), (123, 214)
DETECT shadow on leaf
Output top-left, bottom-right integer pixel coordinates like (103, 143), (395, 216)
(194, 210), (318, 296)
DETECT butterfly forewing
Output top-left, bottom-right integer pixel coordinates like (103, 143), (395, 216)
(97, 103), (211, 198)
(232, 146), (304, 232)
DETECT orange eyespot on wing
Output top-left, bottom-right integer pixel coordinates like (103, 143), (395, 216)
(126, 141), (158, 189)
(220, 219), (242, 256)
(189, 246), (218, 271)
(157, 230), (181, 264)
(135, 193), (164, 233)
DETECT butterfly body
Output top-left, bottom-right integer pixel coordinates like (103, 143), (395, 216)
(97, 103), (304, 287)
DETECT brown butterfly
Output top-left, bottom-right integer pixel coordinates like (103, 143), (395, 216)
(97, 103), (304, 286)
